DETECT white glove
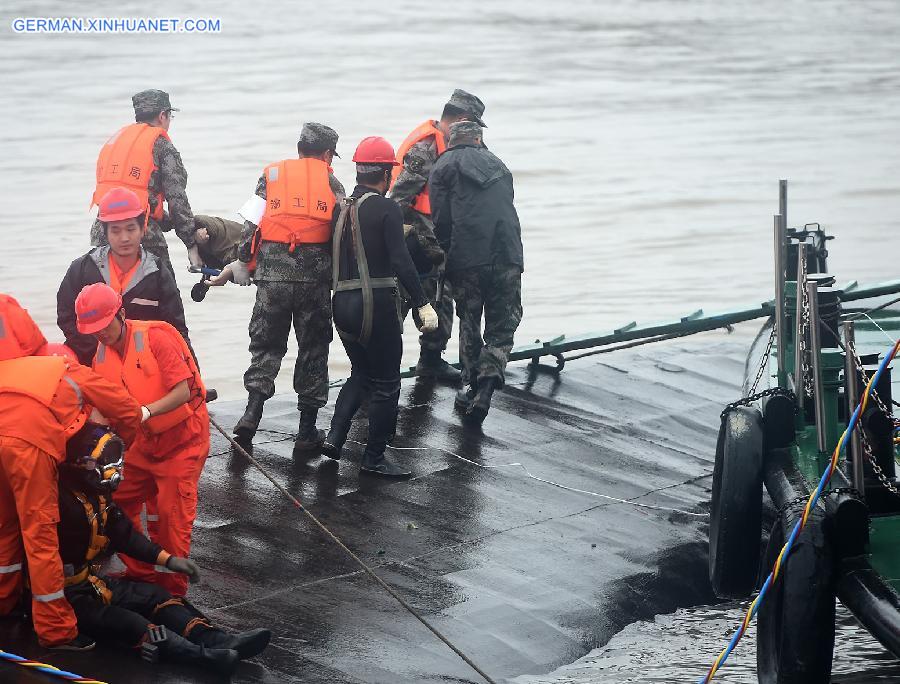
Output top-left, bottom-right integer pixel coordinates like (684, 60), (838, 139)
(187, 245), (204, 270)
(227, 259), (253, 286)
(140, 406), (151, 423)
(402, 224), (414, 238)
(417, 303), (438, 333)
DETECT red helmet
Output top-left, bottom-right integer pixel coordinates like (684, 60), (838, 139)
(75, 283), (122, 334)
(352, 136), (400, 166)
(98, 187), (145, 223)
(43, 343), (79, 364)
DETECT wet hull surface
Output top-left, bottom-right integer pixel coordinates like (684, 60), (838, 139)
(0, 330), (749, 683)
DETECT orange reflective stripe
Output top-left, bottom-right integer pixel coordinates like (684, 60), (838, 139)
(92, 123), (168, 220)
(390, 120), (446, 216)
(258, 158), (335, 247)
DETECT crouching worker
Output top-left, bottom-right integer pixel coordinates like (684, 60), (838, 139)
(74, 283), (209, 597)
(1, 297), (142, 651)
(58, 424), (270, 674)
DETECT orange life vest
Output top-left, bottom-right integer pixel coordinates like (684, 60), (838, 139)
(0, 294), (45, 361)
(257, 158), (335, 250)
(93, 320), (205, 435)
(390, 120), (447, 216)
(92, 123), (169, 221)
(0, 356), (88, 436)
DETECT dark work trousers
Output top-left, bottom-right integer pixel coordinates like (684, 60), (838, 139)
(330, 290), (403, 461)
(65, 576), (210, 648)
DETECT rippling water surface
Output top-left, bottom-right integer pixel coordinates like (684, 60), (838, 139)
(516, 603), (900, 683)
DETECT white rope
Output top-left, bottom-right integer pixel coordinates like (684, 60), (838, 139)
(347, 440), (708, 518)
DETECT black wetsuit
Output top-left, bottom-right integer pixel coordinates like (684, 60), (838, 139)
(330, 185), (428, 461)
(57, 480), (213, 647)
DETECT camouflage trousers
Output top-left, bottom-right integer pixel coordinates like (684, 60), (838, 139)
(91, 218), (175, 278)
(244, 280), (332, 409)
(401, 273), (454, 352)
(450, 265), (523, 387)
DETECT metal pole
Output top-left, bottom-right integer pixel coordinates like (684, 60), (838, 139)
(779, 179), (788, 229)
(774, 214), (787, 386)
(794, 242), (808, 411)
(843, 321), (865, 498)
(807, 280), (827, 452)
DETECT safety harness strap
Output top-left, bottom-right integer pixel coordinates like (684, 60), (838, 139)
(332, 193), (394, 347)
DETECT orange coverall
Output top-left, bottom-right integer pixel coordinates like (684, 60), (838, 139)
(98, 323), (209, 597)
(0, 357), (141, 646)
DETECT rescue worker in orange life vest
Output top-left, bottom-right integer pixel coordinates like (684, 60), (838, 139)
(55, 423), (270, 675)
(75, 283), (210, 598)
(207, 123), (344, 454)
(58, 187), (194, 367)
(89, 89), (201, 275)
(323, 137), (438, 478)
(389, 89), (488, 383)
(0, 298), (142, 651)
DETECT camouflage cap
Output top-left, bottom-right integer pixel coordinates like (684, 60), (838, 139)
(132, 89), (177, 118)
(446, 89), (487, 127)
(448, 120), (483, 146)
(299, 122), (340, 157)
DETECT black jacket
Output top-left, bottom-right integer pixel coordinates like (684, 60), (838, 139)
(428, 144), (524, 274)
(57, 246), (191, 365)
(57, 483), (163, 578)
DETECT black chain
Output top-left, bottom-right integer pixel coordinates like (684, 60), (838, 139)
(775, 487), (862, 520)
(776, 493), (815, 519)
(721, 387), (796, 420)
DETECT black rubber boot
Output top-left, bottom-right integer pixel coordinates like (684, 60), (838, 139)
(455, 385), (476, 411)
(141, 625), (239, 676)
(361, 451), (412, 478)
(321, 437), (342, 460)
(466, 377), (499, 424)
(294, 409), (325, 452)
(416, 348), (462, 383)
(323, 375), (367, 460)
(360, 378), (410, 478)
(233, 392), (266, 449)
(193, 627), (271, 660)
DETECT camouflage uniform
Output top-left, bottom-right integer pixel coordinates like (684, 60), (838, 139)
(390, 133), (454, 352)
(90, 90), (195, 274)
(237, 159), (344, 410)
(430, 119), (524, 392)
(451, 265), (522, 387)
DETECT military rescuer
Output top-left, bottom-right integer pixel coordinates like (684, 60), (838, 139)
(58, 187), (193, 366)
(209, 123), (344, 453)
(429, 121), (524, 424)
(390, 89), (488, 383)
(323, 137), (438, 477)
(56, 423), (270, 674)
(0, 295), (142, 651)
(74, 283), (209, 597)
(89, 89), (202, 273)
